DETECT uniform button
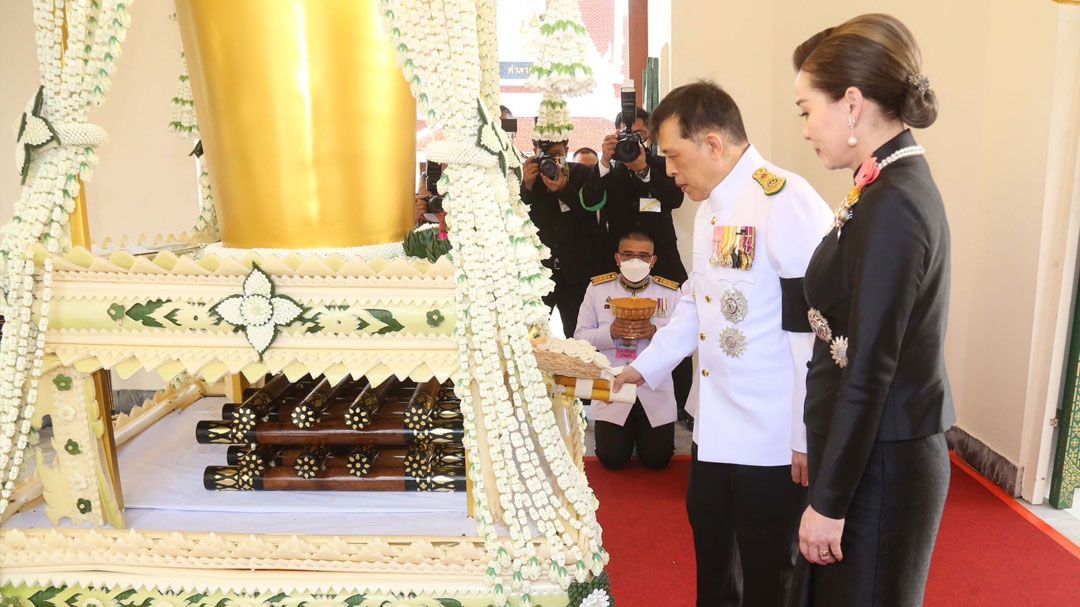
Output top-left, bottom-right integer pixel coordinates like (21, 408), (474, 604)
(710, 217), (717, 225)
(705, 295), (712, 303)
(699, 333), (706, 341)
(701, 369), (710, 377)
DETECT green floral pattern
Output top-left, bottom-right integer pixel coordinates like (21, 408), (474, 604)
(75, 498), (92, 514)
(52, 375), (72, 392)
(63, 440), (81, 455)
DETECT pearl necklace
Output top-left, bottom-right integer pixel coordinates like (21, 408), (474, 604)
(834, 144), (925, 237)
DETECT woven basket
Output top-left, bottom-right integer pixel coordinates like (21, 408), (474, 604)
(609, 297), (657, 320)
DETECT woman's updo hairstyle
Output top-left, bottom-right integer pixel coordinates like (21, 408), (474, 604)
(792, 14), (938, 128)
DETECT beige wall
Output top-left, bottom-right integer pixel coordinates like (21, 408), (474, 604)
(659, 1), (1079, 489)
(0, 0), (196, 243)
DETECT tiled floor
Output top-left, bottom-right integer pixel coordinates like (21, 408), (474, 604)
(1021, 498), (1080, 547)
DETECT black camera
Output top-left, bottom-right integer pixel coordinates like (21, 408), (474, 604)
(424, 161), (444, 213)
(537, 152), (564, 181)
(613, 83), (644, 164)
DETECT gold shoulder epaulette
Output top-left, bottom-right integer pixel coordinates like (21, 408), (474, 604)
(753, 167), (786, 196)
(652, 276), (680, 290)
(591, 272), (618, 286)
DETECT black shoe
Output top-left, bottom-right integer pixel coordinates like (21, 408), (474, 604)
(678, 410), (694, 431)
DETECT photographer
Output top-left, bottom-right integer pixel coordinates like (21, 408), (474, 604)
(521, 137), (606, 337)
(586, 106), (688, 284)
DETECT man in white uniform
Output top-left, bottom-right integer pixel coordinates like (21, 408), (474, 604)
(613, 81), (832, 606)
(575, 231), (681, 469)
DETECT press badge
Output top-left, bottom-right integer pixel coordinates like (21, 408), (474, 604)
(639, 197), (661, 213)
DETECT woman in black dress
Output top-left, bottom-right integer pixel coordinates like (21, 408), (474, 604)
(790, 14), (956, 606)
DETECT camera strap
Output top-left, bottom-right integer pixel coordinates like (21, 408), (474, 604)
(579, 189), (607, 212)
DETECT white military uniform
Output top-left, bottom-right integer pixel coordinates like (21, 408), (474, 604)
(631, 145), (832, 465)
(575, 273), (682, 427)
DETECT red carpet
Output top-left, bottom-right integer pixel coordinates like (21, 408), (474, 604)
(585, 455), (1080, 607)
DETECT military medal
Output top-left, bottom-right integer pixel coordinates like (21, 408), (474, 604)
(720, 288), (748, 324)
(719, 327), (747, 358)
(710, 226), (756, 270)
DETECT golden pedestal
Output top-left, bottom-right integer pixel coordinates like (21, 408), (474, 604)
(175, 0), (416, 249)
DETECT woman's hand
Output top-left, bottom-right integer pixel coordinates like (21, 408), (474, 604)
(799, 505), (845, 566)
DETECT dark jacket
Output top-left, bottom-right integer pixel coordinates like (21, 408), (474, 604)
(520, 161), (605, 286)
(583, 154), (688, 283)
(803, 129), (956, 519)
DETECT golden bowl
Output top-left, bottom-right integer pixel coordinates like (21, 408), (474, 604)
(609, 298), (657, 320)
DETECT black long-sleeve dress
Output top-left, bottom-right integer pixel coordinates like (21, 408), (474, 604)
(795, 129), (956, 607)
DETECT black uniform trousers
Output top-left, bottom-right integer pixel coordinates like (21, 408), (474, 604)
(593, 399), (674, 470)
(687, 443), (805, 607)
(788, 432), (950, 607)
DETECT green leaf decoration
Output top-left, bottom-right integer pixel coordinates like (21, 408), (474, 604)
(64, 440), (81, 455)
(436, 600), (464, 607)
(76, 498), (92, 514)
(403, 225), (452, 262)
(28, 586), (66, 607)
(366, 309), (404, 335)
(125, 300), (170, 328)
(162, 308), (183, 327)
(184, 593), (207, 605)
(343, 595), (366, 607)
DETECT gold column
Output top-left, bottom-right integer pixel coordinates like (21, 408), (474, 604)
(175, 0), (416, 249)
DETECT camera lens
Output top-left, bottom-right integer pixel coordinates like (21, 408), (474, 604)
(539, 156), (561, 181)
(428, 194), (444, 213)
(614, 134), (641, 163)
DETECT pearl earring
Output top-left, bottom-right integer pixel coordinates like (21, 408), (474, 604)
(847, 114), (858, 147)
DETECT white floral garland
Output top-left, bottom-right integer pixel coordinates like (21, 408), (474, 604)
(0, 0), (134, 515)
(169, 48), (219, 241)
(380, 2), (607, 606)
(525, 0), (595, 97)
(535, 92), (574, 142)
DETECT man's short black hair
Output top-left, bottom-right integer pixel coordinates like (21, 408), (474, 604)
(574, 147), (599, 157)
(615, 107), (650, 130)
(618, 231), (655, 248)
(649, 80), (748, 144)
(499, 105), (513, 118)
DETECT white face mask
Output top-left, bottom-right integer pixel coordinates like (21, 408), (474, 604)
(619, 258), (651, 283)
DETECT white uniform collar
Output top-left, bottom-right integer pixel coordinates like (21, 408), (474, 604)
(706, 144), (764, 213)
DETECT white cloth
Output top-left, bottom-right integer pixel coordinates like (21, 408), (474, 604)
(575, 276), (681, 427)
(631, 145), (832, 465)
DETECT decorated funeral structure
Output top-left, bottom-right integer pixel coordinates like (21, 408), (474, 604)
(0, 1), (631, 606)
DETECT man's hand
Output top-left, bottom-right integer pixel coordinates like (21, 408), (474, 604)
(609, 318), (654, 340)
(799, 505), (845, 566)
(610, 318), (633, 339)
(523, 157), (540, 191)
(413, 195), (429, 224)
(600, 133), (618, 169)
(791, 451), (809, 487)
(611, 365), (645, 393)
(541, 165), (570, 192)
(625, 146), (649, 173)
